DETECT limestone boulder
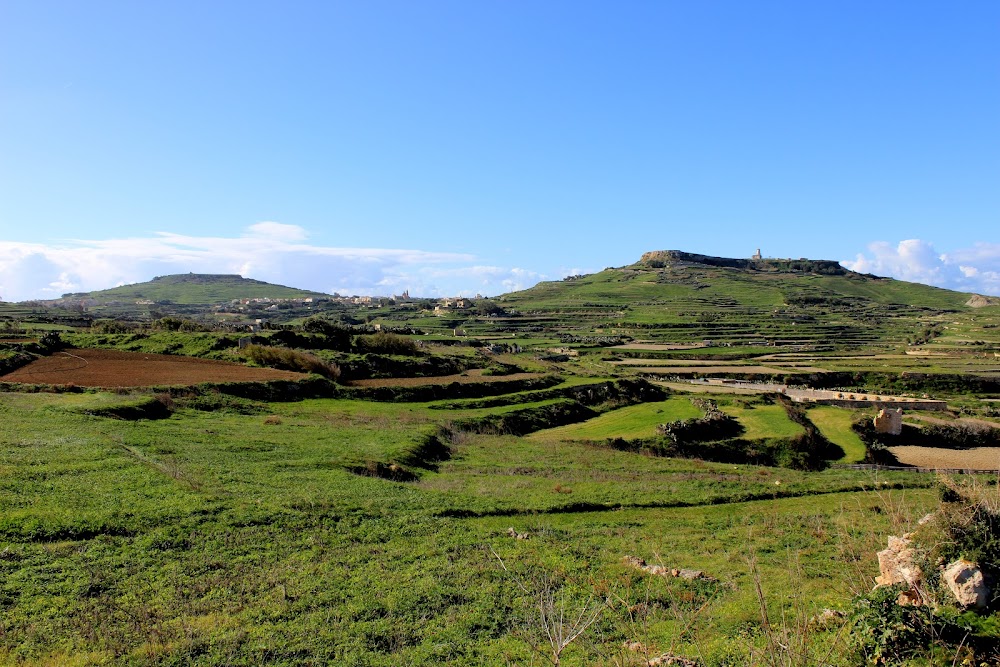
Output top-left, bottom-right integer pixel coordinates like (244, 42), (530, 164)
(875, 534), (922, 589)
(942, 559), (989, 610)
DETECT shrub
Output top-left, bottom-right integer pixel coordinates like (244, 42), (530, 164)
(241, 344), (341, 380)
(153, 317), (207, 332)
(178, 392), (266, 415)
(90, 320), (142, 334)
(656, 400), (744, 442)
(354, 332), (420, 356)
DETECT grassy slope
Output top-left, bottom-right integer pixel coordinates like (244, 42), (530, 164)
(528, 397), (702, 441)
(808, 406), (868, 463)
(495, 261), (986, 353)
(0, 390), (939, 665)
(503, 265), (971, 313)
(69, 274), (328, 305)
(5, 254), (995, 665)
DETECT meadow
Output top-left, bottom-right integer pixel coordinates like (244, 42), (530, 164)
(2, 260), (1000, 665)
(0, 385), (944, 666)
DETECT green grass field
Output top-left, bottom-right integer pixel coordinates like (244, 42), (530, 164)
(4, 257), (1000, 665)
(718, 403), (805, 440)
(528, 397), (702, 441)
(807, 406), (868, 463)
(0, 388), (942, 665)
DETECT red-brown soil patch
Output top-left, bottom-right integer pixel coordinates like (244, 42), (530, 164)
(345, 369), (545, 388)
(0, 348), (307, 387)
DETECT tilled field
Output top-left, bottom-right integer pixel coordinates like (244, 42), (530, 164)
(0, 348), (307, 387)
(889, 446), (1000, 471)
(345, 369), (546, 388)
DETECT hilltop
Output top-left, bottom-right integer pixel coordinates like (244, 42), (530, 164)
(639, 249), (850, 275)
(8, 252), (1000, 357)
(57, 273), (329, 306)
(491, 250), (990, 352)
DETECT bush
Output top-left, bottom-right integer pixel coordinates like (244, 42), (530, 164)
(91, 320), (142, 334)
(301, 318), (353, 351)
(242, 344), (341, 380)
(656, 400), (744, 443)
(354, 332), (420, 356)
(153, 317), (207, 332)
(178, 392), (266, 415)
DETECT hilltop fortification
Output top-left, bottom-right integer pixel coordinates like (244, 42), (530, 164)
(638, 250), (849, 275)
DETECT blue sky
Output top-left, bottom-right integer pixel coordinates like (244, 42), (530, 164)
(2, 0), (998, 300)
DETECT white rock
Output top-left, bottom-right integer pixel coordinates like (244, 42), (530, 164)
(942, 559), (989, 610)
(875, 535), (922, 589)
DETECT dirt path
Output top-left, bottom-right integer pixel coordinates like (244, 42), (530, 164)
(612, 343), (706, 351)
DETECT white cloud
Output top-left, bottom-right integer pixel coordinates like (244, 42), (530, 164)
(845, 239), (1000, 296)
(0, 223), (548, 301)
(245, 221), (308, 241)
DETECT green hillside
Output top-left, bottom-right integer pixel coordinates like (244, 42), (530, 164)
(3, 251), (1000, 665)
(490, 250), (985, 351)
(60, 273), (329, 306)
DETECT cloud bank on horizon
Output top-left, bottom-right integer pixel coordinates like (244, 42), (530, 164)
(0, 223), (547, 302)
(845, 239), (1000, 297)
(3, 226), (1000, 302)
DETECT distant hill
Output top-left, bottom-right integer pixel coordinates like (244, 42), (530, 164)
(493, 250), (985, 350)
(58, 274), (329, 306)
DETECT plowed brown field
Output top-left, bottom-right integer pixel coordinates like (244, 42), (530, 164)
(889, 446), (1000, 471)
(0, 348), (307, 387)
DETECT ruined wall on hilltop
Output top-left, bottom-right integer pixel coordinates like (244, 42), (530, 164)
(639, 250), (847, 275)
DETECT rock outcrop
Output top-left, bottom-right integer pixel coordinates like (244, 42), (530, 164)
(638, 250), (848, 275)
(966, 294), (1000, 308)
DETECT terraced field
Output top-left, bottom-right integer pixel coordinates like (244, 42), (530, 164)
(4, 257), (1000, 664)
(0, 348), (307, 387)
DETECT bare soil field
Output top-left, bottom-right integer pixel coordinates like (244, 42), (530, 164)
(345, 370), (546, 388)
(612, 343), (706, 351)
(0, 348), (307, 387)
(657, 382), (764, 395)
(610, 359), (740, 366)
(906, 414), (1000, 430)
(889, 446), (1000, 471)
(633, 365), (798, 375)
